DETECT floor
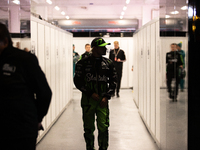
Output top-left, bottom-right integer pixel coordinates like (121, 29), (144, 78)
(160, 88), (187, 150)
(36, 89), (159, 150)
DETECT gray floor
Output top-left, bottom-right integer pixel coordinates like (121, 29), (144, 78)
(36, 89), (159, 150)
(160, 89), (187, 150)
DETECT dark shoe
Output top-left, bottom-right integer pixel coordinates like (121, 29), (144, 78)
(99, 147), (107, 150)
(111, 93), (115, 97)
(181, 89), (184, 92)
(117, 93), (120, 97)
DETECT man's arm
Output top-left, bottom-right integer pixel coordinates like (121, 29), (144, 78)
(117, 50), (126, 62)
(102, 61), (117, 100)
(73, 60), (94, 97)
(26, 54), (52, 123)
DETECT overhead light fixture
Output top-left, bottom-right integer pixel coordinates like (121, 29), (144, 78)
(165, 15), (170, 18)
(61, 11), (65, 15)
(126, 0), (130, 4)
(181, 6), (188, 10)
(66, 16), (70, 19)
(121, 11), (125, 15)
(170, 11), (179, 14)
(123, 6), (127, 11)
(55, 6), (60, 11)
(12, 0), (20, 5)
(120, 16), (123, 19)
(46, 0), (52, 4)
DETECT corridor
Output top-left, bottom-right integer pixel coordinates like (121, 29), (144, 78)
(36, 89), (159, 150)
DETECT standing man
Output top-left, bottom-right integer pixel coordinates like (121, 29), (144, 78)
(0, 23), (52, 149)
(177, 42), (186, 92)
(73, 44), (80, 77)
(166, 43), (183, 101)
(109, 41), (126, 97)
(74, 38), (117, 150)
(80, 44), (91, 60)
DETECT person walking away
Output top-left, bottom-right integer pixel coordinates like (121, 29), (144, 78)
(166, 43), (183, 101)
(109, 41), (126, 97)
(74, 37), (117, 150)
(177, 42), (186, 92)
(73, 44), (80, 77)
(0, 23), (52, 150)
(80, 44), (91, 60)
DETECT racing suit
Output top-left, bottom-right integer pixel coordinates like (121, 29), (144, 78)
(74, 55), (117, 150)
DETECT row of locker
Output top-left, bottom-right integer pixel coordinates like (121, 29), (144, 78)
(133, 18), (161, 146)
(73, 37), (134, 88)
(31, 16), (73, 142)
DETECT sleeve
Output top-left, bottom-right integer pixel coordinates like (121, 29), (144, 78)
(26, 55), (52, 123)
(178, 53), (184, 67)
(166, 53), (169, 64)
(109, 50), (112, 60)
(120, 50), (126, 61)
(73, 60), (94, 97)
(102, 61), (117, 100)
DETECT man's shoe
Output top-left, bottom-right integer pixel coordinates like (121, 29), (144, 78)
(111, 93), (115, 97)
(117, 93), (120, 97)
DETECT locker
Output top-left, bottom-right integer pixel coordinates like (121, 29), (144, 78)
(31, 21), (38, 55)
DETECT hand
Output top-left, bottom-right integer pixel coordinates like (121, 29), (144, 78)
(91, 93), (100, 101)
(180, 65), (183, 69)
(38, 123), (44, 131)
(100, 97), (108, 108)
(117, 58), (121, 62)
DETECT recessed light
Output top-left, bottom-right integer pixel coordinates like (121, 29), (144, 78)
(181, 6), (188, 10)
(121, 11), (125, 15)
(12, 0), (20, 5)
(126, 0), (130, 4)
(66, 16), (70, 19)
(120, 16), (123, 19)
(165, 15), (170, 18)
(123, 6), (127, 11)
(170, 11), (179, 14)
(55, 6), (60, 11)
(46, 0), (52, 5)
(61, 11), (65, 15)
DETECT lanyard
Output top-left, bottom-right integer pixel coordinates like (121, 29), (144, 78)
(114, 49), (121, 58)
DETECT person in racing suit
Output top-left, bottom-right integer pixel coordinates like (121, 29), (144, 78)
(74, 38), (117, 150)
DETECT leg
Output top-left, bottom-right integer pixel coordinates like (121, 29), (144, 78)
(175, 76), (180, 99)
(116, 71), (122, 96)
(96, 105), (109, 150)
(82, 104), (96, 150)
(167, 74), (172, 98)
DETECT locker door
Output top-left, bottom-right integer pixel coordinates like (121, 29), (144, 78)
(128, 38), (134, 88)
(30, 21), (38, 55)
(50, 27), (56, 121)
(146, 25), (151, 127)
(44, 25), (51, 127)
(150, 23), (156, 135)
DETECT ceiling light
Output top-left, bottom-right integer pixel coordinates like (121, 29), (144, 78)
(170, 11), (179, 14)
(126, 0), (130, 4)
(61, 11), (65, 15)
(120, 16), (123, 19)
(123, 6), (127, 11)
(46, 0), (52, 4)
(66, 16), (70, 19)
(12, 0), (20, 5)
(121, 11), (125, 15)
(181, 6), (188, 10)
(165, 15), (170, 18)
(55, 6), (60, 11)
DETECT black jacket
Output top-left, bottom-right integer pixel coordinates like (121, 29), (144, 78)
(0, 46), (52, 139)
(166, 51), (183, 74)
(80, 51), (91, 60)
(74, 55), (117, 100)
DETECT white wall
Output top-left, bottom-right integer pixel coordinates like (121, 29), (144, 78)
(12, 38), (31, 50)
(31, 15), (73, 142)
(73, 37), (134, 88)
(133, 18), (161, 147)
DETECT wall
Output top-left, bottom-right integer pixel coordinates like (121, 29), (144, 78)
(31, 15), (73, 142)
(73, 37), (134, 88)
(12, 38), (31, 50)
(133, 18), (161, 147)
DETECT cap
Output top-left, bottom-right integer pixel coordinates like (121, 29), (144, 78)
(91, 38), (111, 48)
(177, 42), (182, 48)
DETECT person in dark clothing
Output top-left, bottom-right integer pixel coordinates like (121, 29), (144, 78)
(80, 44), (91, 60)
(166, 43), (183, 101)
(0, 23), (52, 150)
(109, 41), (126, 97)
(73, 44), (80, 77)
(74, 37), (117, 150)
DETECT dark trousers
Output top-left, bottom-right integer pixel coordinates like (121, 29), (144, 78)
(167, 72), (180, 97)
(1, 137), (36, 150)
(116, 71), (122, 94)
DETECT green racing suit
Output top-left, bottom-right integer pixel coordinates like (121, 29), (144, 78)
(74, 55), (117, 150)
